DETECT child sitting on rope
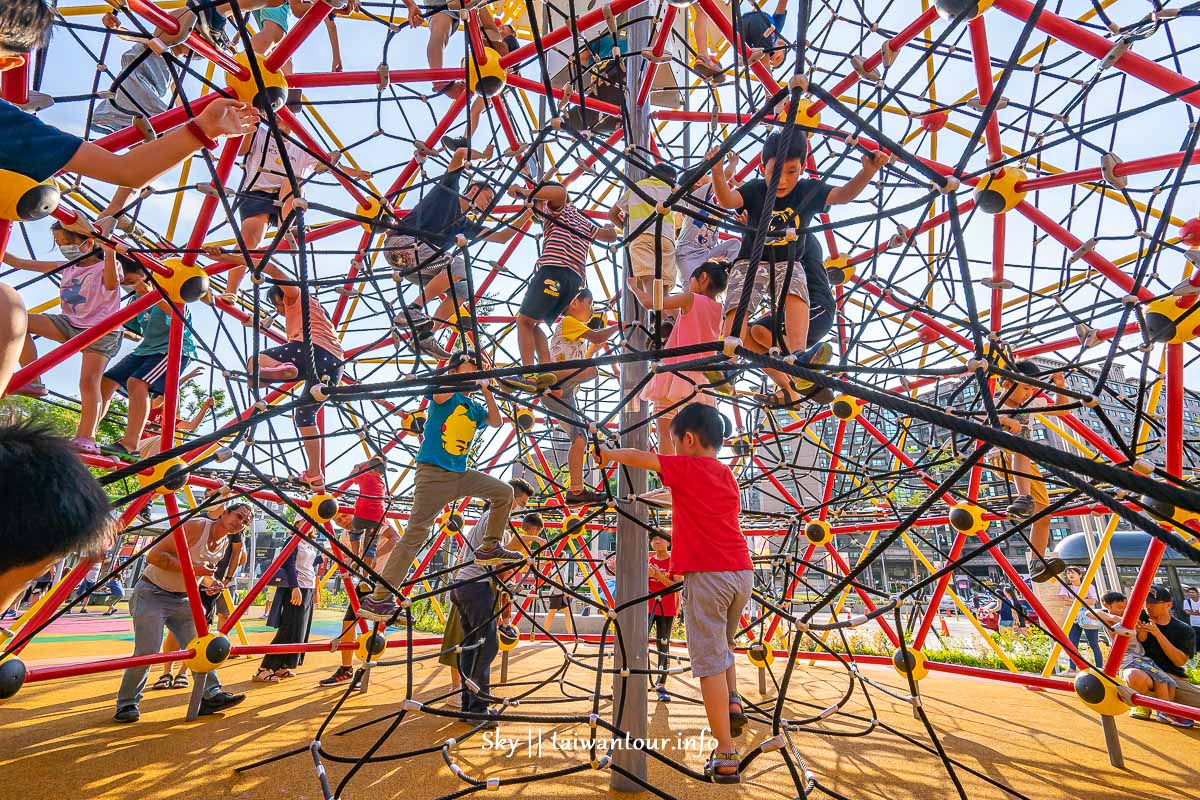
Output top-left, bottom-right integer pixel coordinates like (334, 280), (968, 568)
(629, 261), (727, 455)
(994, 360), (1070, 583)
(745, 231), (836, 404)
(223, 100), (371, 302)
(358, 350), (523, 622)
(543, 288), (623, 506)
(507, 181), (618, 391)
(599, 402), (752, 784)
(3, 224), (150, 454)
(693, 0), (790, 81)
(609, 162), (679, 317)
(708, 131), (887, 406)
(209, 250), (345, 490)
(383, 144), (528, 359)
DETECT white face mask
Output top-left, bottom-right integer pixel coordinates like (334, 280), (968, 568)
(59, 243), (88, 261)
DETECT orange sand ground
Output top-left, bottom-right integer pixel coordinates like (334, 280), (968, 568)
(1, 623), (1197, 800)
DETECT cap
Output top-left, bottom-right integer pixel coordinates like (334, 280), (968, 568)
(1145, 585), (1173, 604)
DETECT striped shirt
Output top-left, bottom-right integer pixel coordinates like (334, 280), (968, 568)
(537, 202), (598, 278)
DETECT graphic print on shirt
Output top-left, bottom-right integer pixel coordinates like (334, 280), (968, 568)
(441, 405), (479, 455)
(765, 207), (800, 246)
(61, 277), (87, 312)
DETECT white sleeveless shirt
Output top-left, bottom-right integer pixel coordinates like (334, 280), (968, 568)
(142, 519), (230, 594)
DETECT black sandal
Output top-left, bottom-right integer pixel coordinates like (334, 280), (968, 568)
(704, 749), (741, 784)
(729, 692), (748, 738)
(756, 389), (797, 409)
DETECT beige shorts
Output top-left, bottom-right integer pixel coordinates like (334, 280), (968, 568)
(682, 569), (752, 678)
(629, 233), (677, 286)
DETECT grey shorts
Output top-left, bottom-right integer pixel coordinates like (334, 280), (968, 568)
(682, 569), (753, 678)
(383, 233), (467, 283)
(542, 390), (586, 442)
(677, 238), (741, 286)
(1122, 655), (1179, 691)
(723, 257), (809, 317)
(44, 313), (123, 358)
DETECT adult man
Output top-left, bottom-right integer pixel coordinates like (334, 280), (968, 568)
(1183, 586), (1200, 644)
(113, 505), (252, 723)
(1135, 585), (1199, 710)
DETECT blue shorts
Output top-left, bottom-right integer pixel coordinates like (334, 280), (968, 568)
(253, 6), (290, 32)
(237, 189), (281, 225)
(105, 352), (191, 397)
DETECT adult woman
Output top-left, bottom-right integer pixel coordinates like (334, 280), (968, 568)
(1060, 567), (1102, 669)
(254, 536), (320, 682)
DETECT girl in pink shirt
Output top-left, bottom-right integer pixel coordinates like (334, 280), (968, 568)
(628, 260), (727, 455)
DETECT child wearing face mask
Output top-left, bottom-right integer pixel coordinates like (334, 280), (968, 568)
(2, 223), (149, 453)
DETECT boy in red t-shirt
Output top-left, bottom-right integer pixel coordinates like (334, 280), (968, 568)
(648, 530), (682, 704)
(600, 402), (752, 784)
(347, 457), (389, 569)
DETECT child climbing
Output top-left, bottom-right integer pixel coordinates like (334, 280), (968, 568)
(543, 288), (623, 505)
(609, 162), (680, 313)
(384, 145), (528, 359)
(628, 260), (727, 454)
(507, 181), (618, 390)
(358, 350), (523, 622)
(693, 0), (790, 81)
(223, 103), (371, 301)
(3, 224), (149, 453)
(599, 403), (753, 784)
(708, 131), (886, 405)
(994, 360), (1070, 583)
(345, 456), (390, 569)
(209, 250), (345, 490)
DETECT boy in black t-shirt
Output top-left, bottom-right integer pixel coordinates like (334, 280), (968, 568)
(384, 146), (529, 358)
(708, 132), (886, 404)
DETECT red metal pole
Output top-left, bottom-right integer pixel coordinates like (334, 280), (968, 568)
(219, 534), (301, 635)
(123, 0), (248, 78)
(1016, 322), (1139, 358)
(1103, 343), (1181, 671)
(264, 1), (335, 73)
(635, 5), (677, 107)
(824, 546), (900, 646)
(276, 107), (370, 207)
(6, 560), (94, 656)
(7, 291), (160, 393)
(913, 532), (968, 648)
(968, 16), (1003, 165)
(808, 6), (940, 115)
(1016, 201), (1150, 299)
(181, 136), (241, 266)
(500, 0), (643, 68)
(1, 60), (29, 106)
(994, 0), (1200, 108)
(93, 92), (224, 152)
(289, 67), (464, 88)
(1016, 150), (1200, 192)
(163, 493), (211, 634)
(695, 0), (781, 92)
(505, 74), (623, 117)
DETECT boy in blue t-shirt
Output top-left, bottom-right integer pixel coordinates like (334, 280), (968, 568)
(359, 350), (523, 621)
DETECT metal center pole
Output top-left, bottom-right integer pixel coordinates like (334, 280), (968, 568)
(611, 0), (651, 791)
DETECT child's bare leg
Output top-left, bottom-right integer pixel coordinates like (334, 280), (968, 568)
(1157, 682), (1173, 702)
(0, 284), (27, 398)
(428, 13), (452, 70)
(449, 665), (461, 689)
(693, 9), (712, 63)
(700, 671), (735, 758)
(567, 433), (585, 493)
(298, 423), (323, 481)
(226, 215), (269, 297)
(77, 352), (109, 440)
(781, 294), (810, 357)
(121, 379), (153, 451)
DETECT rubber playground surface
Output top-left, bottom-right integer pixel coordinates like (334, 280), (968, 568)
(1, 607), (1197, 800)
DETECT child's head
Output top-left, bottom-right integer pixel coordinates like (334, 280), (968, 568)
(448, 348), (482, 377)
(521, 511), (544, 535)
(0, 0), (53, 68)
(669, 402), (726, 456)
(510, 478), (535, 509)
(649, 162), (677, 185)
(689, 261), (728, 298)
(1101, 591), (1127, 615)
(649, 529), (669, 554)
(0, 419), (116, 611)
(566, 288), (594, 321)
(1000, 359), (1040, 403)
(51, 222), (97, 263)
(116, 253), (149, 290)
(766, 44), (787, 69)
(364, 455), (387, 475)
(266, 285), (287, 315)
(464, 179), (495, 213)
(760, 131), (808, 195)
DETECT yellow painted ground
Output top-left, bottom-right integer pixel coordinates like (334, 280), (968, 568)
(1, 627), (1197, 799)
